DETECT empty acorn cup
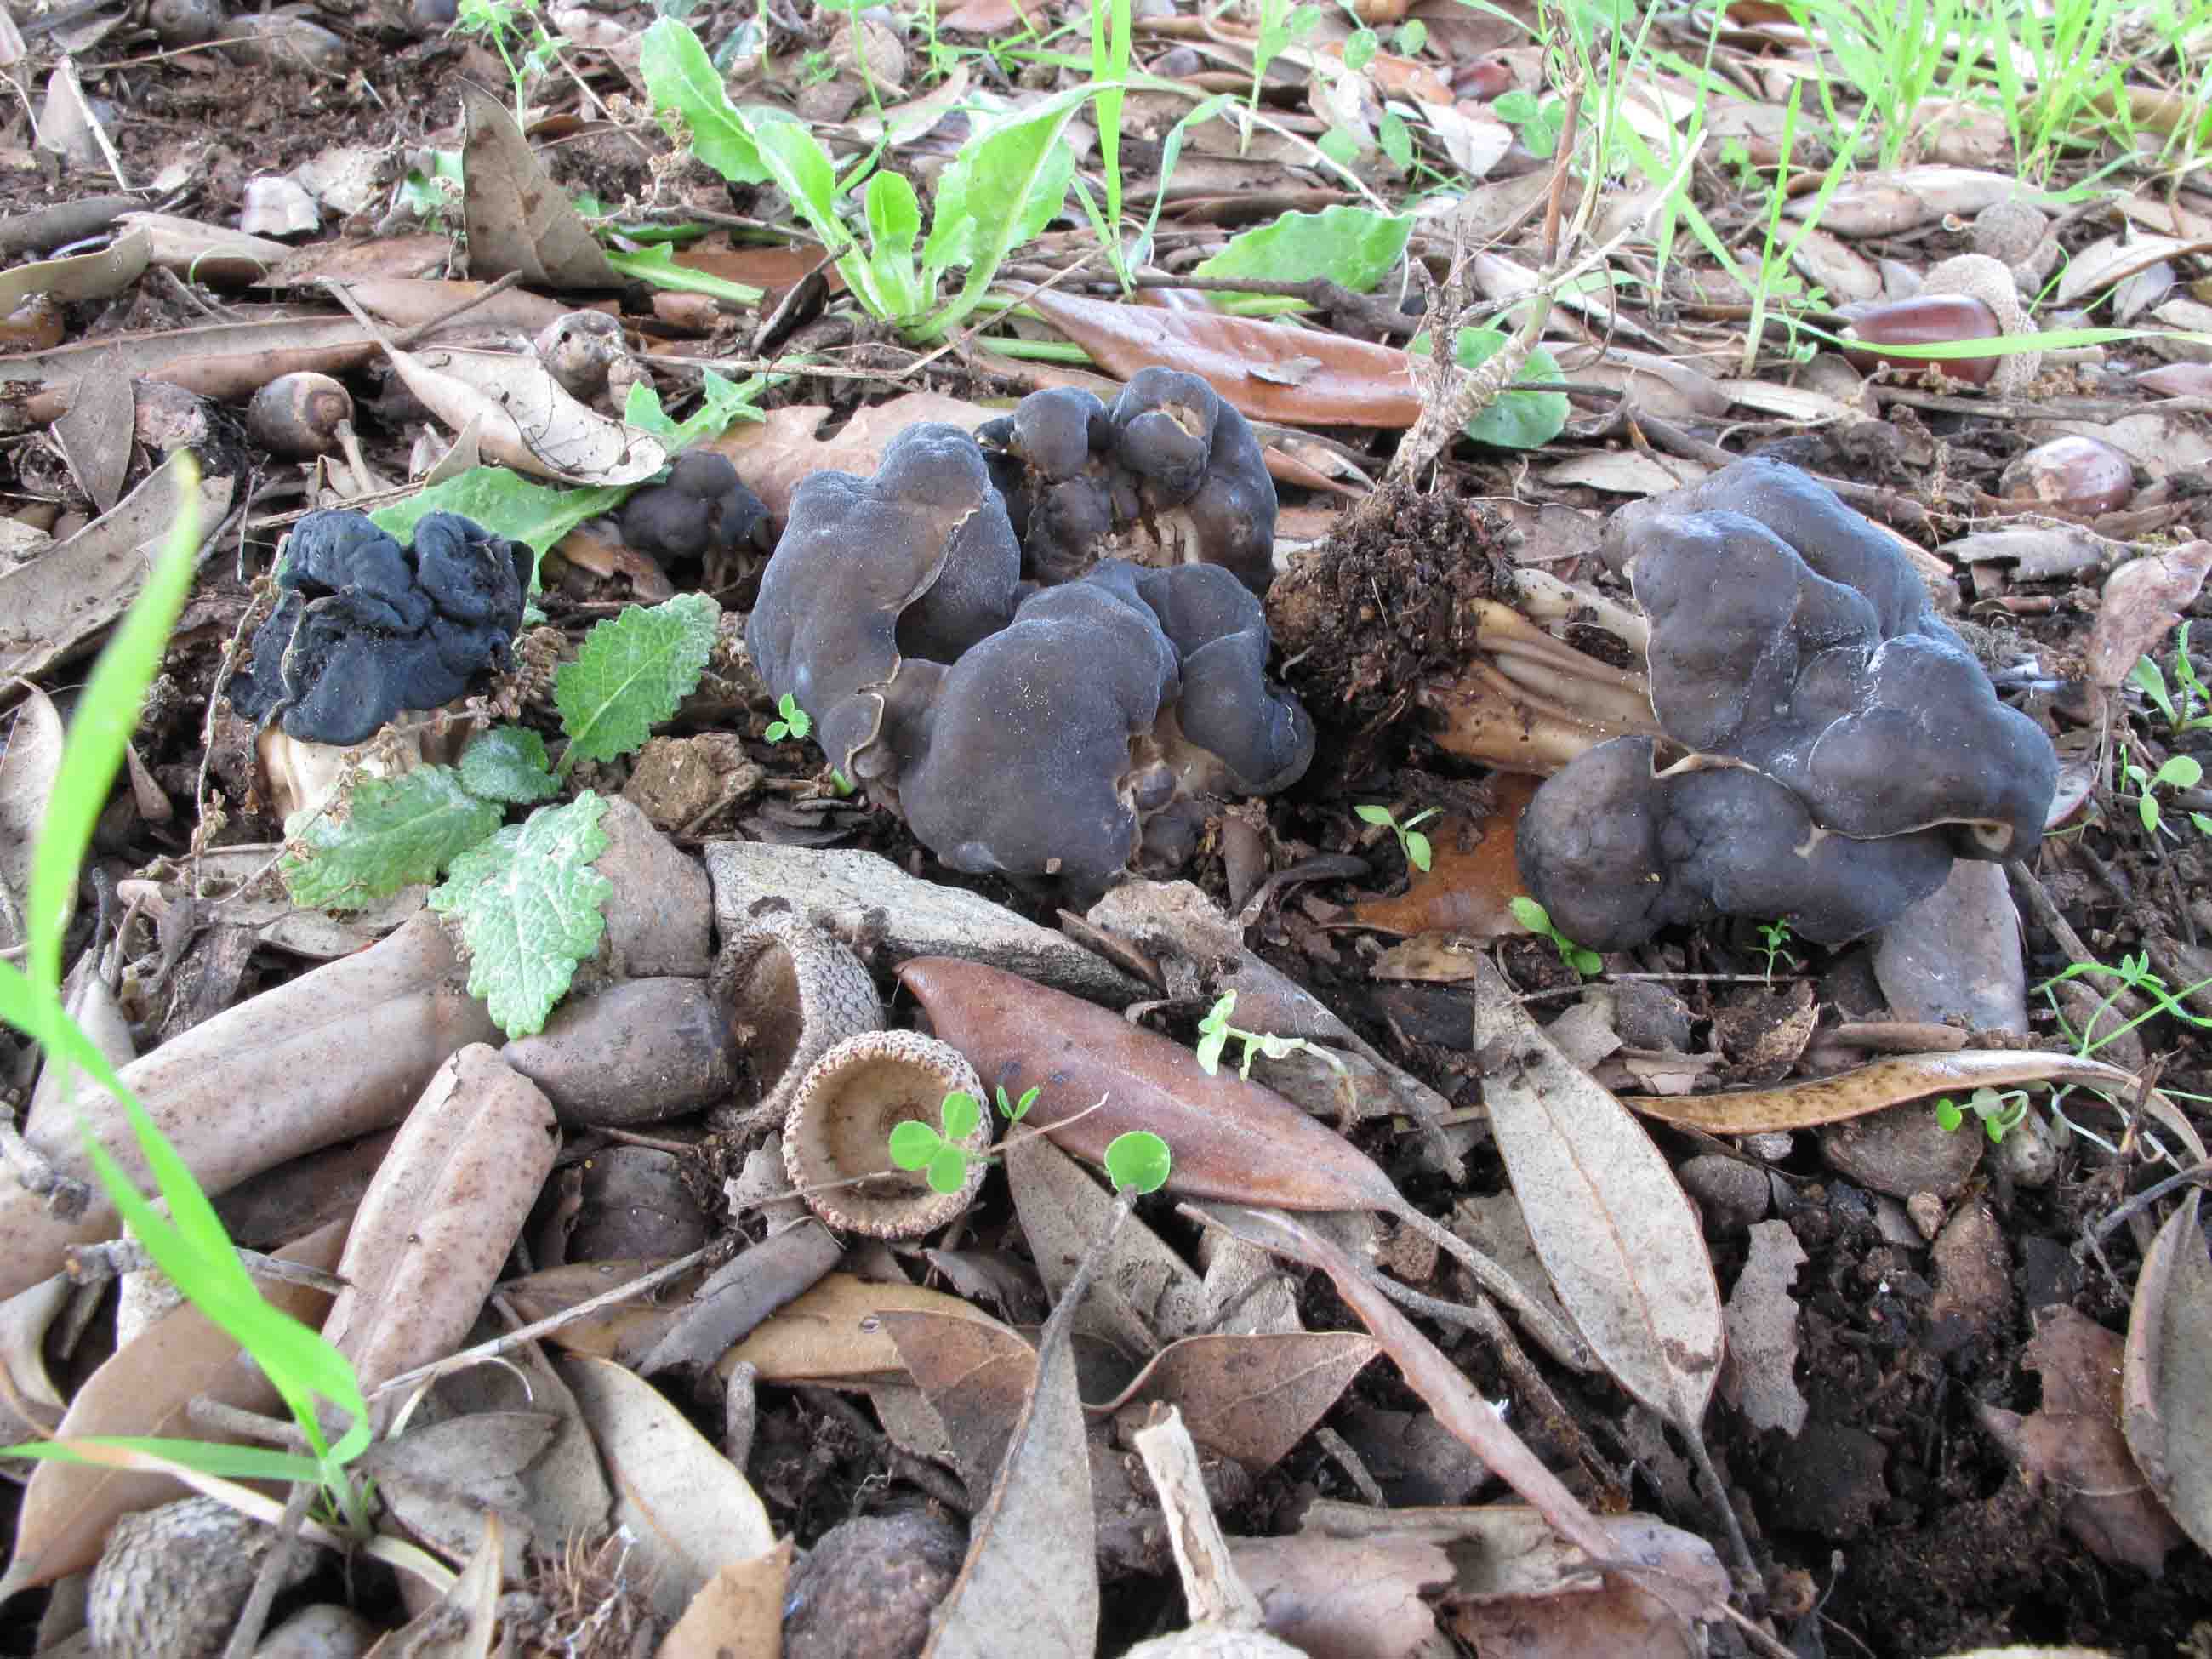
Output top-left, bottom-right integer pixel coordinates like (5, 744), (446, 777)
(784, 1030), (991, 1238)
(712, 913), (883, 1132)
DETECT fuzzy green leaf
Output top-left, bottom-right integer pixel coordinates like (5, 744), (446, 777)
(641, 18), (769, 184)
(371, 467), (630, 579)
(459, 726), (558, 805)
(430, 793), (613, 1038)
(1451, 328), (1569, 450)
(555, 592), (721, 771)
(282, 767), (505, 911)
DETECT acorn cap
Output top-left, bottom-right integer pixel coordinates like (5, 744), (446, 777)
(784, 1030), (989, 1238)
(711, 913), (882, 1132)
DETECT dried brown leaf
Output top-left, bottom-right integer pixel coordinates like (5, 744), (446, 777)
(2123, 1190), (2212, 1555)
(1096, 1332), (1380, 1474)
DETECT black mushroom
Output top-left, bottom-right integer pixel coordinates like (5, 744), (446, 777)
(1518, 459), (2060, 949)
(979, 368), (1277, 593)
(224, 509), (528, 747)
(619, 450), (772, 564)
(744, 415), (1309, 890)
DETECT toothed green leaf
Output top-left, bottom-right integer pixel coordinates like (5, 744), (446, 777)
(459, 725), (558, 805)
(430, 792), (613, 1038)
(555, 592), (721, 771)
(282, 767), (504, 911)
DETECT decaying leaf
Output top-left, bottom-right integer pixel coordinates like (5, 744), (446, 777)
(1470, 957), (1722, 1428)
(1096, 1332), (1380, 1474)
(2122, 1190), (2212, 1556)
(459, 83), (619, 290)
(1719, 1221), (1809, 1437)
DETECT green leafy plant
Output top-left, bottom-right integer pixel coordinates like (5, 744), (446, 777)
(1251, 0), (1323, 120)
(887, 1084), (1171, 1196)
(1405, 325), (1571, 449)
(641, 19), (1097, 341)
(1753, 918), (1799, 984)
(1192, 205), (1413, 316)
(764, 693), (811, 744)
(0, 461), (377, 1534)
(282, 593), (720, 1036)
(2118, 743), (2210, 838)
(2041, 949), (2212, 1059)
(1508, 896), (1604, 978)
(2130, 624), (2212, 736)
(1354, 801), (1440, 873)
(1194, 990), (1354, 1097)
(1935, 1085), (2034, 1143)
(1492, 88), (1569, 157)
(452, 0), (567, 125)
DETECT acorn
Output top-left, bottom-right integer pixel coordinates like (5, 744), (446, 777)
(1999, 434), (2134, 516)
(1843, 254), (2039, 397)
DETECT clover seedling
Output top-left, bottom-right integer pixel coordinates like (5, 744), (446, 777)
(2118, 744), (2209, 838)
(1508, 896), (1604, 978)
(887, 1084), (1041, 1194)
(1194, 990), (1358, 1114)
(765, 692), (811, 744)
(1355, 802), (1440, 872)
(1935, 1085), (2033, 1143)
(1491, 89), (1567, 158)
(1104, 1130), (1172, 1195)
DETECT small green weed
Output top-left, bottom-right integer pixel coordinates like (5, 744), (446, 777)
(765, 693), (811, 744)
(452, 0), (566, 124)
(1355, 802), (1439, 873)
(1492, 88), (1569, 157)
(1754, 919), (1799, 984)
(2117, 743), (2211, 839)
(2041, 950), (2212, 1058)
(1194, 992), (1356, 1118)
(887, 1085), (1172, 1195)
(1509, 896), (1604, 978)
(1935, 1084), (2035, 1143)
(2130, 624), (2212, 736)
(0, 462), (377, 1540)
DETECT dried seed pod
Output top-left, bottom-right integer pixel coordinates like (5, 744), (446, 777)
(89, 1494), (319, 1659)
(711, 915), (882, 1131)
(784, 1030), (988, 1238)
(1999, 434), (2134, 516)
(533, 311), (627, 402)
(784, 1510), (966, 1659)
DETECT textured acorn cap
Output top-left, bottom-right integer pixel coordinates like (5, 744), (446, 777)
(711, 914), (882, 1132)
(784, 1030), (989, 1238)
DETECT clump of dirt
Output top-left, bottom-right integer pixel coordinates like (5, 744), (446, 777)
(1264, 482), (1509, 732)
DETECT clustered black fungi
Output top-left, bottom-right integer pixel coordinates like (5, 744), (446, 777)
(224, 510), (528, 748)
(1519, 459), (2060, 950)
(978, 368), (1277, 594)
(747, 404), (1309, 891)
(620, 451), (772, 565)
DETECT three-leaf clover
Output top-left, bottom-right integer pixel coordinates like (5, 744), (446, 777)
(888, 1089), (990, 1194)
(765, 692), (811, 744)
(1491, 89), (1566, 158)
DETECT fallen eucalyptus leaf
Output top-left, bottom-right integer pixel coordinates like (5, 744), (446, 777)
(2123, 1190), (2212, 1555)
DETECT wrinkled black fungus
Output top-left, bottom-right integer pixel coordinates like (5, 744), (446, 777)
(620, 450), (772, 564)
(744, 408), (1307, 890)
(225, 510), (527, 747)
(978, 371), (1277, 593)
(1519, 461), (2060, 949)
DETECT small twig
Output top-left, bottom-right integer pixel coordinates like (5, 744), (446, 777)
(220, 1480), (316, 1659)
(66, 1235), (349, 1296)
(2085, 1160), (2212, 1245)
(384, 270), (526, 348)
(186, 1397), (311, 1451)
(0, 1102), (91, 1221)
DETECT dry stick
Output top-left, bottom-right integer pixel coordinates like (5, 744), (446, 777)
(383, 269), (526, 348)
(220, 1479), (316, 1659)
(1630, 410), (1931, 533)
(66, 1235), (348, 1297)
(2006, 859), (2152, 1037)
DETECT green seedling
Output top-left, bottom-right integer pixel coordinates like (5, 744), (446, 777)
(1194, 992), (1356, 1120)
(1935, 1085), (2034, 1143)
(765, 692), (811, 744)
(0, 461), (380, 1542)
(887, 1086), (1171, 1196)
(452, 0), (566, 125)
(1754, 918), (1799, 984)
(1355, 802), (1440, 873)
(1491, 88), (1569, 157)
(1508, 896), (1605, 979)
(2041, 949), (2212, 1059)
(2118, 744), (2210, 839)
(2130, 624), (2212, 736)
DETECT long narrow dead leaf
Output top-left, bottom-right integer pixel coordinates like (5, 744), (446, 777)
(1023, 288), (1421, 426)
(0, 687), (64, 954)
(0, 460), (234, 700)
(1471, 958), (1721, 1428)
(918, 1217), (1102, 1659)
(2123, 1189), (2212, 1555)
(0, 315), (380, 418)
(1625, 1050), (2204, 1153)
